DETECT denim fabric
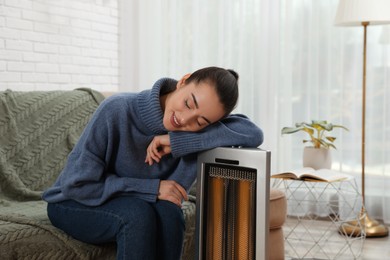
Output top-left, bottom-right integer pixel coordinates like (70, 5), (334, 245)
(47, 197), (185, 260)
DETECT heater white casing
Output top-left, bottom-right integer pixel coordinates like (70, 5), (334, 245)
(195, 147), (271, 260)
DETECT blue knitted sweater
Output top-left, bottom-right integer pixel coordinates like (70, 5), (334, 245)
(42, 78), (263, 206)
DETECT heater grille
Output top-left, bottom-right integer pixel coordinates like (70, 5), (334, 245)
(203, 163), (256, 260)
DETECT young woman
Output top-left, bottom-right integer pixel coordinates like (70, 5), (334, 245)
(42, 66), (263, 260)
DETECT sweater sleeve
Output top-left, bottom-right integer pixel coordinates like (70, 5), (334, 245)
(55, 96), (160, 206)
(168, 114), (264, 158)
(59, 151), (160, 206)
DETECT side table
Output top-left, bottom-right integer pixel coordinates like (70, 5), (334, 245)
(272, 176), (366, 259)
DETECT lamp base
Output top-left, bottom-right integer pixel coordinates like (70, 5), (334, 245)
(339, 209), (389, 238)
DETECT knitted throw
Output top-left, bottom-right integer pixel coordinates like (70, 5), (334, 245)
(0, 89), (104, 201)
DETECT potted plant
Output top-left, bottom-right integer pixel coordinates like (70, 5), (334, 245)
(281, 120), (348, 169)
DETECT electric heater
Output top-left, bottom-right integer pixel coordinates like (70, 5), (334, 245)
(195, 147), (271, 260)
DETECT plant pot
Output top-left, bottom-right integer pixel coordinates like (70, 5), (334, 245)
(302, 147), (331, 170)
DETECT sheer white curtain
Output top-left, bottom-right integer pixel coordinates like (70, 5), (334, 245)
(119, 0), (390, 224)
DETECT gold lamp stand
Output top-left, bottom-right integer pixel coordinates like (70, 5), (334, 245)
(339, 22), (389, 238)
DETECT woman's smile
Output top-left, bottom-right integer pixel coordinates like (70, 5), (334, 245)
(171, 112), (182, 128)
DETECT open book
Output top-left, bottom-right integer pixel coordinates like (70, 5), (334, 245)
(271, 167), (351, 182)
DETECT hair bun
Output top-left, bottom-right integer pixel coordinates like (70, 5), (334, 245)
(227, 69), (239, 81)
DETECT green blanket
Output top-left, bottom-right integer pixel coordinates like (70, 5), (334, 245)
(0, 89), (104, 201)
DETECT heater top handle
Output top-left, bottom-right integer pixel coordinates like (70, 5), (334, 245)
(197, 147), (271, 171)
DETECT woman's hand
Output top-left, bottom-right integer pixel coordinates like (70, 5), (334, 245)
(158, 180), (188, 207)
(145, 134), (171, 165)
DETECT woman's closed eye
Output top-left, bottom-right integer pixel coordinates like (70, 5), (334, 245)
(184, 99), (205, 126)
(184, 99), (191, 109)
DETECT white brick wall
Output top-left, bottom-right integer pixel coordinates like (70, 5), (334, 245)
(0, 0), (119, 91)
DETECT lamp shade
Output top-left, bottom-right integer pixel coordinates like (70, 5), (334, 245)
(335, 0), (390, 26)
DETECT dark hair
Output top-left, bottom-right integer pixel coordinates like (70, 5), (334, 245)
(185, 66), (239, 116)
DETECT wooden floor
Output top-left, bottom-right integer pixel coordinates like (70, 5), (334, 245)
(361, 235), (390, 260)
(283, 218), (389, 260)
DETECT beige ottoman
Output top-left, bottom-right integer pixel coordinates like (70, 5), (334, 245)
(269, 189), (287, 260)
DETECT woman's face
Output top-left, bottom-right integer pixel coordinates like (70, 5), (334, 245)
(162, 76), (225, 132)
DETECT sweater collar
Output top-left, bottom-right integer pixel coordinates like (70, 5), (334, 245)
(137, 78), (178, 134)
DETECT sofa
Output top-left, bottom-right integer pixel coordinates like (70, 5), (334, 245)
(0, 88), (286, 260)
(0, 89), (196, 260)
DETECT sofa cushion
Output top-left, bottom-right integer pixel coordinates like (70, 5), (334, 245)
(0, 200), (116, 260)
(0, 199), (197, 260)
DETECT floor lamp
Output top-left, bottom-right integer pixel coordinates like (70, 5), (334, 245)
(334, 0), (390, 238)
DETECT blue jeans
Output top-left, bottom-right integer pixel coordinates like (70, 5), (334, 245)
(47, 197), (185, 260)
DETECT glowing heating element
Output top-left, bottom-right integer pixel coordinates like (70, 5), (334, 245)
(196, 147), (270, 260)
